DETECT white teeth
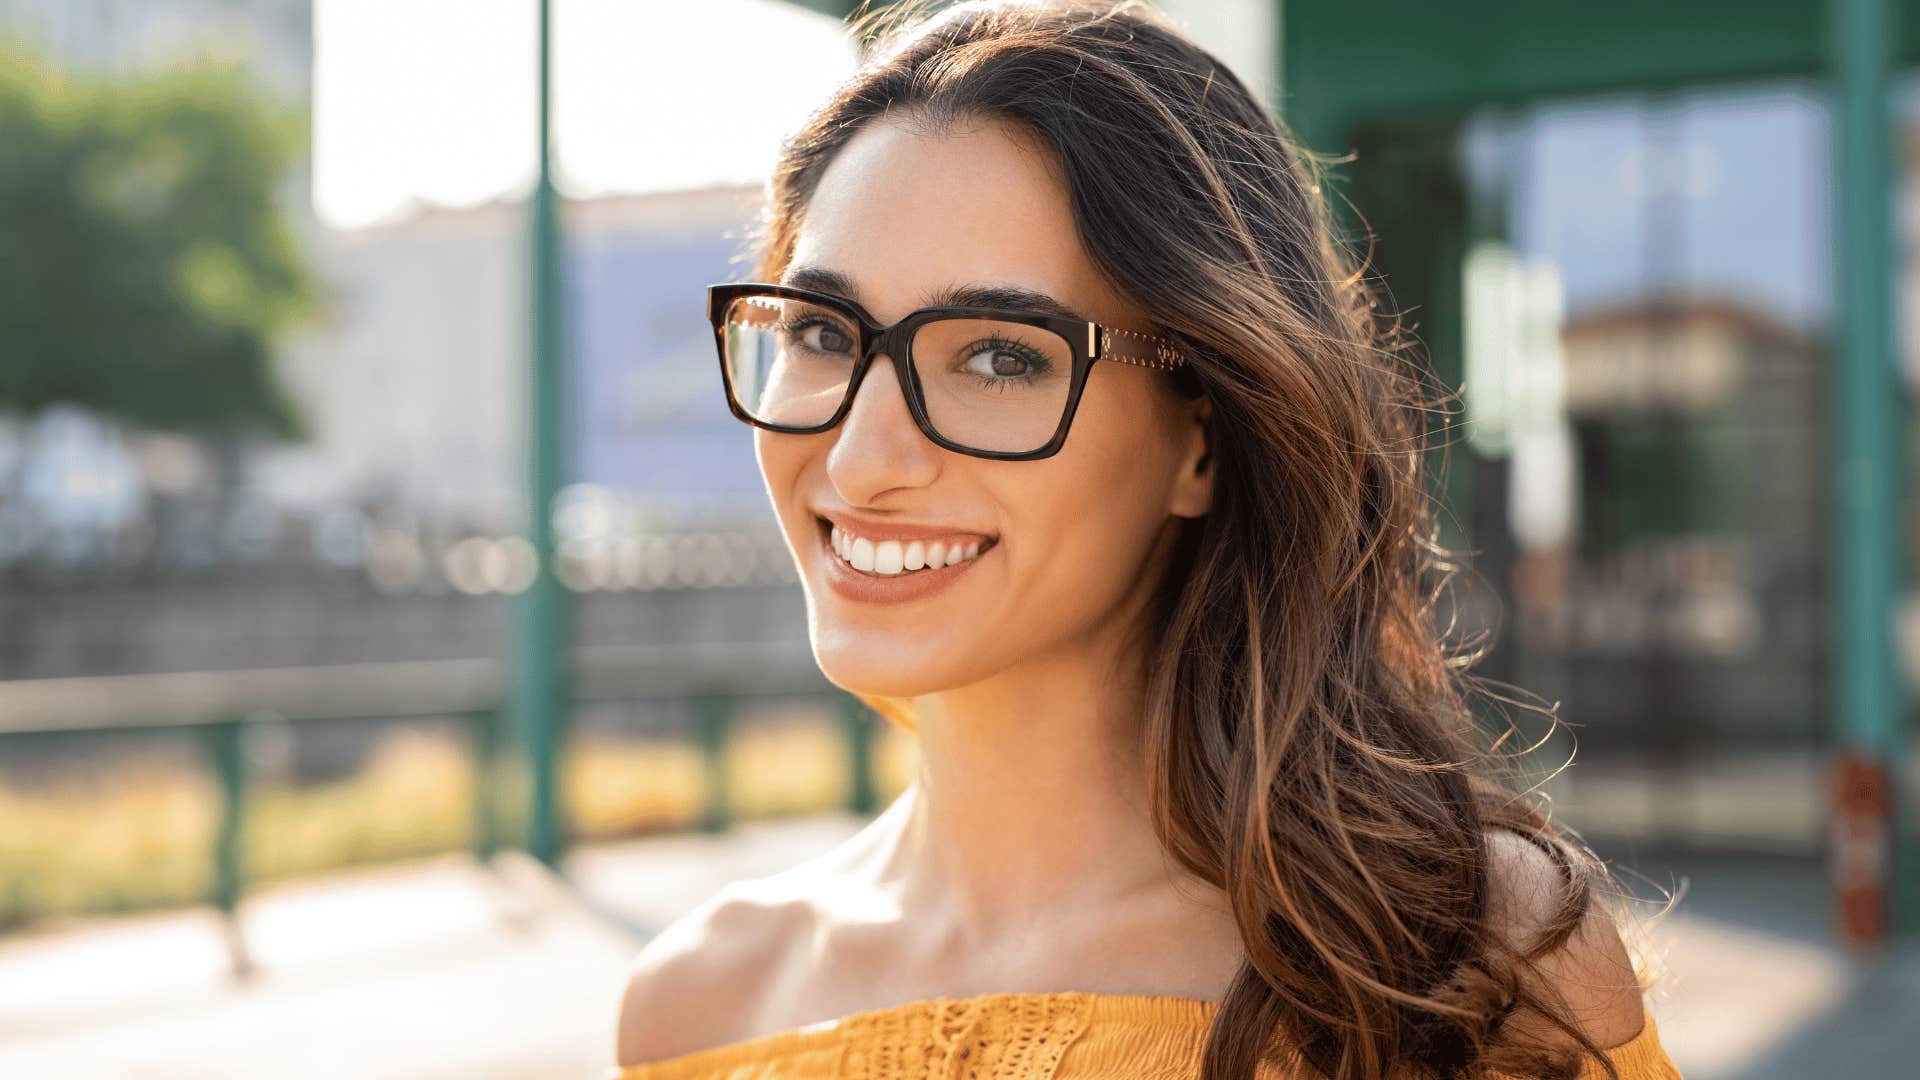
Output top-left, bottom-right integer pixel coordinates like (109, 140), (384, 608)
(825, 523), (992, 577)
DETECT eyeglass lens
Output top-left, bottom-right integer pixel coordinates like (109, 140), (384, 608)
(721, 293), (1075, 454)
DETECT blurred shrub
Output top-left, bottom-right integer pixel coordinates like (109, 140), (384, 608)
(0, 40), (315, 439)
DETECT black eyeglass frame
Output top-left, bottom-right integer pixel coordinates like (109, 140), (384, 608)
(706, 281), (1192, 461)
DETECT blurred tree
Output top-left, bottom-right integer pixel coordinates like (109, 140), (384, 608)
(0, 43), (315, 441)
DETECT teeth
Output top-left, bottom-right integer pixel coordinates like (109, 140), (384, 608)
(826, 523), (988, 576)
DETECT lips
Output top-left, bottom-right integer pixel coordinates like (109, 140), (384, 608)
(810, 513), (995, 605)
(812, 510), (997, 546)
(822, 515), (999, 575)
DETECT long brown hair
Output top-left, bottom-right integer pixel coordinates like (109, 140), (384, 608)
(743, 2), (1662, 1076)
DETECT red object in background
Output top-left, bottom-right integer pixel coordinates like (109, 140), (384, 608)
(1830, 753), (1891, 946)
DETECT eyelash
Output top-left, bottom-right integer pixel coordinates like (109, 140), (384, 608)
(966, 336), (1054, 389)
(771, 314), (852, 349)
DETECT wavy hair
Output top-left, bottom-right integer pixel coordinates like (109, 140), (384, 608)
(741, 2), (1664, 1077)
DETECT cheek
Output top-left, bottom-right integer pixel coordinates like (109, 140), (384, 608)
(1018, 469), (1163, 592)
(998, 404), (1175, 626)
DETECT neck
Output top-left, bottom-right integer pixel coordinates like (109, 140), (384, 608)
(864, 605), (1183, 947)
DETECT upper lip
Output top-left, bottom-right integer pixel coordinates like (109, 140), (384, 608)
(815, 509), (997, 544)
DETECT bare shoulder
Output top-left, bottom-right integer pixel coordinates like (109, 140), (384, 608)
(615, 796), (912, 1068)
(614, 876), (812, 1069)
(1482, 827), (1649, 1052)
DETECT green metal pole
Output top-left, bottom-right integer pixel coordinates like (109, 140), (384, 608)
(694, 690), (734, 833)
(513, 0), (570, 870)
(470, 707), (500, 863)
(841, 695), (876, 816)
(1828, 0), (1904, 943)
(205, 716), (253, 977)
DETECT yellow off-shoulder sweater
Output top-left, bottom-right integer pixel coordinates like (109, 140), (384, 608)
(609, 989), (1683, 1079)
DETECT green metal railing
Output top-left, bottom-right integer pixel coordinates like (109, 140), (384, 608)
(0, 654), (879, 976)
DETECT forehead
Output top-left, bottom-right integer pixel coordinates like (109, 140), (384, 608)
(786, 114), (1131, 326)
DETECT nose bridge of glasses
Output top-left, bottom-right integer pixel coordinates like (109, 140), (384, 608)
(866, 320), (915, 371)
(845, 329), (914, 417)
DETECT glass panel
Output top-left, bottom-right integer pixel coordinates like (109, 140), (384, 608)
(1446, 84), (1841, 855)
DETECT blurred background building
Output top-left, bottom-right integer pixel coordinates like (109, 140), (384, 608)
(1, 1), (1916, 1077)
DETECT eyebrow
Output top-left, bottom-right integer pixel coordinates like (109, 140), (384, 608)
(778, 264), (1086, 321)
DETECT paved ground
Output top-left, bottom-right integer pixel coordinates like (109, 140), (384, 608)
(0, 816), (863, 1080)
(0, 815), (1915, 1078)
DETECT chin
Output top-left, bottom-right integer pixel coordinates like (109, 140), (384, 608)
(808, 628), (956, 700)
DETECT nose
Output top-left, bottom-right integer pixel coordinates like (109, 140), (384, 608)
(825, 352), (939, 501)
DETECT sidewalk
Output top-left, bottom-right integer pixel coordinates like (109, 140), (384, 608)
(0, 816), (1914, 1078)
(0, 815), (864, 1080)
(1592, 845), (1920, 1079)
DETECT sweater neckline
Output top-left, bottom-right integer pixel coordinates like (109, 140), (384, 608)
(612, 989), (1670, 1079)
(613, 989), (1220, 1077)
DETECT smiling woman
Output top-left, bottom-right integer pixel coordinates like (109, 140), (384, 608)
(614, 2), (1682, 1079)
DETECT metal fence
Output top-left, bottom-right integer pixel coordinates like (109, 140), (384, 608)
(0, 645), (877, 975)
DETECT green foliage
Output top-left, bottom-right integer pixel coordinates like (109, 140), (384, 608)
(0, 42), (316, 439)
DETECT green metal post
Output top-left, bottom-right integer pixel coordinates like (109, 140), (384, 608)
(1828, 0), (1904, 942)
(842, 695), (876, 816)
(837, 691), (875, 810)
(470, 708), (499, 862)
(694, 691), (733, 833)
(513, 0), (571, 870)
(205, 716), (253, 977)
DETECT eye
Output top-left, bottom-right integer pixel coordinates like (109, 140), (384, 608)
(963, 338), (1052, 382)
(807, 320), (856, 355)
(777, 314), (856, 356)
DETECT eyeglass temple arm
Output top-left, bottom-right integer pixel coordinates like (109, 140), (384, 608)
(1099, 325), (1188, 370)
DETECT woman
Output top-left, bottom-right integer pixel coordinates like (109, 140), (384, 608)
(615, 1), (1681, 1077)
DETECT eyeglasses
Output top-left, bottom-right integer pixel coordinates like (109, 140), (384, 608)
(706, 281), (1192, 461)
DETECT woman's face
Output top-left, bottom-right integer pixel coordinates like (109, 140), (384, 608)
(757, 113), (1212, 699)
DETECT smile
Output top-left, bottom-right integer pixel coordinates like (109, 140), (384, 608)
(812, 514), (998, 604)
(829, 524), (988, 576)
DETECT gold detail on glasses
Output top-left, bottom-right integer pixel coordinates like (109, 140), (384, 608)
(1100, 326), (1188, 370)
